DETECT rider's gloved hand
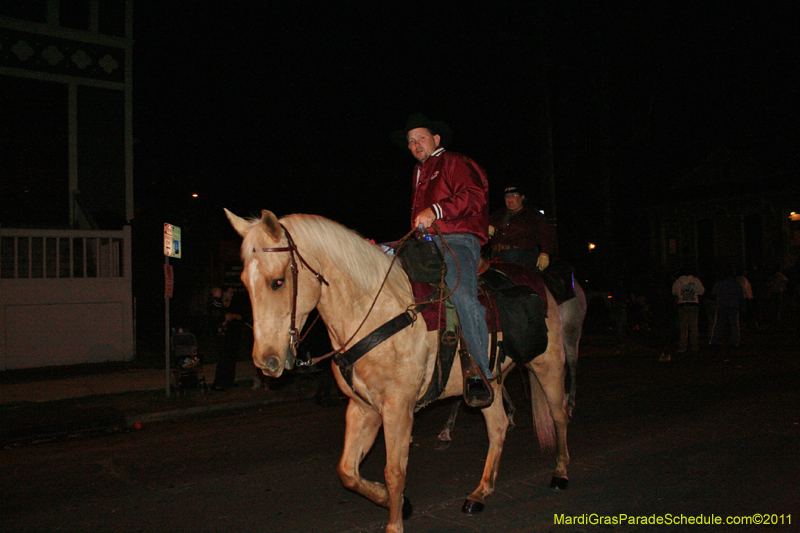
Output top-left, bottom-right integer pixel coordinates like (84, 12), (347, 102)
(537, 253), (549, 271)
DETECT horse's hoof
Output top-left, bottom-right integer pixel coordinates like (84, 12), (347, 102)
(434, 439), (452, 451)
(461, 499), (484, 514)
(549, 476), (569, 490)
(403, 496), (413, 520)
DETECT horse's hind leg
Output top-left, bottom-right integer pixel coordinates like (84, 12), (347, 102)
(528, 358), (570, 489)
(463, 389), (509, 513)
(435, 399), (461, 450)
(436, 388), (515, 451)
(566, 359), (577, 420)
(563, 314), (580, 419)
(561, 285), (586, 420)
(502, 386), (516, 430)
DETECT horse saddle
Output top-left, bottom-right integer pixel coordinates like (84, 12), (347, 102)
(478, 266), (549, 364)
(409, 265), (550, 409)
(538, 258), (577, 303)
(337, 258), (573, 409)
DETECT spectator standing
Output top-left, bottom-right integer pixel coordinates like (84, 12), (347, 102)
(766, 268), (789, 325)
(736, 269), (755, 331)
(710, 268), (744, 347)
(207, 286), (225, 354)
(212, 286), (243, 391)
(610, 279), (628, 348)
(671, 268), (705, 355)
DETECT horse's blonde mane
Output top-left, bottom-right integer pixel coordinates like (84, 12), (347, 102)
(240, 213), (410, 301)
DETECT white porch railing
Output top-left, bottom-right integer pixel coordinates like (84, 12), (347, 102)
(0, 226), (133, 370)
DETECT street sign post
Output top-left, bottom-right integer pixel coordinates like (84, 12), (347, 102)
(164, 264), (174, 298)
(163, 223), (182, 396)
(163, 223), (181, 258)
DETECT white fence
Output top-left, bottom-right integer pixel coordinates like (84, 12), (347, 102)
(0, 226), (133, 370)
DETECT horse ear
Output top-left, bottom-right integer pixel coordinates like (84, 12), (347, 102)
(224, 208), (251, 237)
(260, 210), (282, 240)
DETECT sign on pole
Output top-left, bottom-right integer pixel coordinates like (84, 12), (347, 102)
(163, 223), (181, 396)
(164, 264), (174, 298)
(163, 223), (182, 258)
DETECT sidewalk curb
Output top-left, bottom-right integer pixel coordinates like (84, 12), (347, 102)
(127, 392), (316, 427)
(2, 392), (316, 447)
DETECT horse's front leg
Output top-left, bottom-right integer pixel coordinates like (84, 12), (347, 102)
(463, 384), (509, 514)
(381, 402), (415, 533)
(337, 399), (387, 507)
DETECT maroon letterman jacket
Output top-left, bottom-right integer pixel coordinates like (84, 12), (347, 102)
(410, 148), (490, 245)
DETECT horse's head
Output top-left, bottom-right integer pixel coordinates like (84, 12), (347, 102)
(225, 208), (322, 378)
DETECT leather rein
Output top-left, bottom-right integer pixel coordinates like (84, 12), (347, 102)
(256, 224), (329, 350)
(256, 223), (456, 370)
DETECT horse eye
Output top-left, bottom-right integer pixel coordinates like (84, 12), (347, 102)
(271, 278), (285, 291)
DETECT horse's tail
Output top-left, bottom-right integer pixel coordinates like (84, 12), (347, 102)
(528, 371), (556, 452)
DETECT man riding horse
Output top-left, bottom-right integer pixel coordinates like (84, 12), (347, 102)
(396, 113), (494, 405)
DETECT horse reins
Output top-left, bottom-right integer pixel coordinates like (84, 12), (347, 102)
(309, 222), (462, 366)
(256, 224), (329, 349)
(257, 222), (461, 368)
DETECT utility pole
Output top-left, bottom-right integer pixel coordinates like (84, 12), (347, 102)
(535, 17), (558, 256)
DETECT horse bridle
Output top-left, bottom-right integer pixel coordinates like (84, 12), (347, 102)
(256, 224), (329, 350)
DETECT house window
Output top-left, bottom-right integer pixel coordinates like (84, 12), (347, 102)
(697, 219), (715, 275)
(0, 77), (69, 227)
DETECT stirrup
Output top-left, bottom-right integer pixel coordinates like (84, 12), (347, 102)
(464, 373), (494, 408)
(459, 351), (495, 409)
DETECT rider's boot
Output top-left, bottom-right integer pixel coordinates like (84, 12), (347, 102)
(460, 344), (495, 409)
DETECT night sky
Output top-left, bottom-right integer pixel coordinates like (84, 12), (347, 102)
(132, 3), (799, 249)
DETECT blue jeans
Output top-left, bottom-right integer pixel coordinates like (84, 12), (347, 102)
(432, 233), (490, 376)
(676, 304), (700, 352)
(711, 305), (740, 346)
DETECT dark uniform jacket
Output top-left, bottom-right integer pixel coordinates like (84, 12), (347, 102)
(489, 206), (553, 255)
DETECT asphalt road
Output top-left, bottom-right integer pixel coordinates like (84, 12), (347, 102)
(2, 330), (798, 533)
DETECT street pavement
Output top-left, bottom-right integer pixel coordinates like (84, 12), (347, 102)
(0, 360), (259, 404)
(2, 319), (795, 449)
(0, 360), (315, 446)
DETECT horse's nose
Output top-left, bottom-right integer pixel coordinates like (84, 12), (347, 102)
(264, 356), (281, 373)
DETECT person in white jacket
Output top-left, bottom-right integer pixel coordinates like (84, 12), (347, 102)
(672, 268), (706, 355)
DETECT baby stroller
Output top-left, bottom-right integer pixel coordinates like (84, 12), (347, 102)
(171, 329), (207, 396)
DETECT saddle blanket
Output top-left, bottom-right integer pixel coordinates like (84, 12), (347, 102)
(411, 262), (548, 332)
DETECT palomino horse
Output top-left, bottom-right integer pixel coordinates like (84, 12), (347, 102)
(436, 281), (586, 448)
(226, 209), (573, 533)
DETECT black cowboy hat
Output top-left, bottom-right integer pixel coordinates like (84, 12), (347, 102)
(503, 185), (526, 197)
(391, 112), (453, 148)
